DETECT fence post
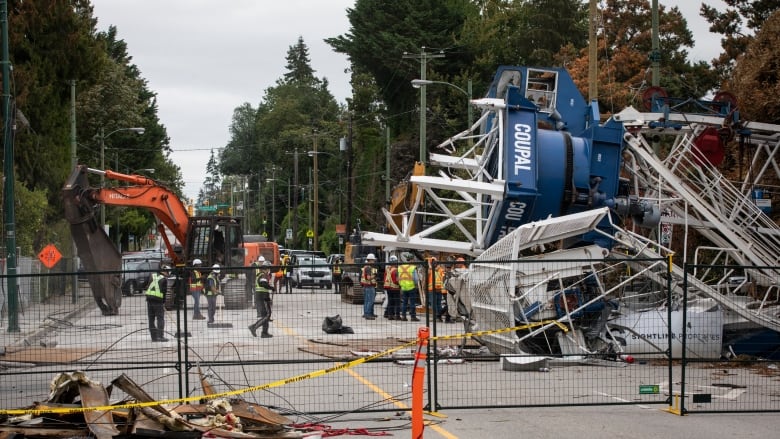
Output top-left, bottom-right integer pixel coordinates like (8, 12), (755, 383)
(412, 326), (429, 438)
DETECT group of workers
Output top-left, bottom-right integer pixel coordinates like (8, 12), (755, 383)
(143, 259), (223, 342)
(143, 251), (466, 342)
(361, 253), (466, 323)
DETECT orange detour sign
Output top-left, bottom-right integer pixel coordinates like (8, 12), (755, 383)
(38, 244), (62, 269)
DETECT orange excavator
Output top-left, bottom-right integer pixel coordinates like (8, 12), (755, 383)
(63, 165), (246, 315)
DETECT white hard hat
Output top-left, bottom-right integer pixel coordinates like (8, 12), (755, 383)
(366, 253), (376, 260)
(193, 258), (202, 265)
(212, 264), (220, 273)
(389, 255), (398, 262)
(258, 256), (265, 262)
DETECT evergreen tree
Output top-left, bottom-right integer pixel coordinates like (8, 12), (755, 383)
(701, 0), (780, 82)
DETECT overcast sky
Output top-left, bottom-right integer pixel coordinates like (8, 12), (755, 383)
(90, 0), (726, 201)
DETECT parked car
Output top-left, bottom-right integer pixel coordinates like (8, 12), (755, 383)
(291, 256), (332, 289)
(121, 259), (160, 296)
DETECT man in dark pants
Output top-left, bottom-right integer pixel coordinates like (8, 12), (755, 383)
(248, 264), (274, 338)
(205, 264), (221, 324)
(145, 265), (170, 342)
(332, 258), (343, 294)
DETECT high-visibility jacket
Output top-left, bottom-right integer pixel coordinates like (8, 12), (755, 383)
(333, 263), (342, 276)
(384, 265), (399, 290)
(360, 264), (377, 286)
(146, 273), (165, 299)
(255, 276), (272, 293)
(206, 272), (220, 296)
(398, 264), (416, 291)
(427, 262), (444, 292)
(189, 269), (203, 293)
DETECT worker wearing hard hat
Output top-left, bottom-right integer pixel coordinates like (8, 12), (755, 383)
(398, 253), (420, 321)
(383, 255), (401, 320)
(205, 264), (222, 324)
(281, 254), (292, 293)
(248, 262), (274, 338)
(360, 253), (379, 319)
(145, 264), (171, 342)
(189, 259), (206, 320)
(427, 257), (445, 322)
(252, 257), (272, 319)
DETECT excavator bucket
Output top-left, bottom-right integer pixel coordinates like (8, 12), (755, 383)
(62, 166), (122, 315)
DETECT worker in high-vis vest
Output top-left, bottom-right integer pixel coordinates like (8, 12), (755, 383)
(146, 264), (171, 342)
(248, 262), (274, 338)
(427, 257), (445, 321)
(205, 264), (222, 324)
(332, 258), (343, 295)
(189, 259), (205, 320)
(360, 253), (379, 319)
(398, 253), (420, 322)
(383, 255), (401, 320)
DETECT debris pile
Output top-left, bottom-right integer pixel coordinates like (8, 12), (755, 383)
(0, 371), (295, 438)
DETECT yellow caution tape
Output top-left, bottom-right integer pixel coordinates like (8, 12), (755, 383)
(0, 320), (567, 416)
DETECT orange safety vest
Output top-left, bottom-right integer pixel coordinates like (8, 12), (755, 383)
(427, 262), (444, 292)
(360, 265), (377, 286)
(383, 265), (399, 290)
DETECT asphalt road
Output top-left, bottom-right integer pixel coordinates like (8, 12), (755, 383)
(3, 284), (780, 438)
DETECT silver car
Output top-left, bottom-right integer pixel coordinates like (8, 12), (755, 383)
(292, 257), (332, 289)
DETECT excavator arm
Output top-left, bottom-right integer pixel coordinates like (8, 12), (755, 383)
(62, 165), (190, 315)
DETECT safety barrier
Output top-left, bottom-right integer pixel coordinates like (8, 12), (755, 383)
(1, 258), (778, 419)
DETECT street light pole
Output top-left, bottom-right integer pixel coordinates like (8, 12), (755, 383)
(98, 126), (145, 232)
(411, 78), (473, 131)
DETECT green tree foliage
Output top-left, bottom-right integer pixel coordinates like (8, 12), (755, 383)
(563, 0), (718, 113)
(12, 184), (49, 256)
(203, 150), (221, 205)
(326, 0), (475, 137)
(6, 0), (102, 195)
(731, 10), (780, 124)
(1, 1), (181, 256)
(221, 37), (341, 248)
(701, 0), (780, 82)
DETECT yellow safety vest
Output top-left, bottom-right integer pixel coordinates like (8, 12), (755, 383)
(189, 269), (203, 292)
(398, 264), (416, 291)
(333, 263), (342, 275)
(255, 277), (272, 293)
(206, 272), (220, 296)
(145, 273), (165, 299)
(360, 265), (377, 286)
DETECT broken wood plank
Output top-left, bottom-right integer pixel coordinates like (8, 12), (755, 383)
(111, 373), (173, 417)
(78, 378), (120, 439)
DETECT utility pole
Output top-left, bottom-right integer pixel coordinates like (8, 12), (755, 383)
(588, 0), (598, 102)
(285, 149), (300, 248)
(69, 79), (78, 303)
(345, 113), (354, 239)
(312, 132), (320, 252)
(385, 125), (391, 207)
(404, 47), (444, 165)
(2, 0), (19, 332)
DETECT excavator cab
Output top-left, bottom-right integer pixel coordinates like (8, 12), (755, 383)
(185, 216), (244, 270)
